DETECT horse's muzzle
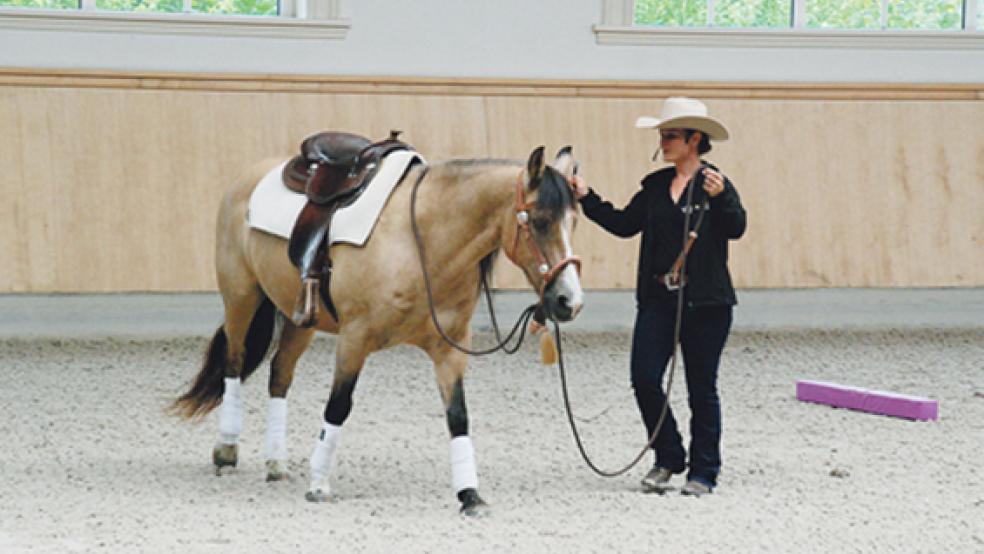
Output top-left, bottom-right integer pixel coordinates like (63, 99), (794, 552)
(542, 279), (583, 323)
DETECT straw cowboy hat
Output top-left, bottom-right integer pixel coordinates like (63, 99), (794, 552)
(635, 97), (730, 141)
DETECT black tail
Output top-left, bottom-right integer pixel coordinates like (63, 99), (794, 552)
(169, 297), (277, 420)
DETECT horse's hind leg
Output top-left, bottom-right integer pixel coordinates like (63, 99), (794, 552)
(264, 321), (314, 482)
(305, 334), (368, 502)
(212, 287), (266, 474)
(431, 346), (490, 516)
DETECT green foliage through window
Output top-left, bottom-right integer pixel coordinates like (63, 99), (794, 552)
(191, 0), (276, 16)
(635, 0), (707, 27)
(805, 0), (880, 28)
(96, 0), (182, 12)
(716, 0), (790, 28)
(886, 0), (961, 29)
(0, 0), (279, 15)
(634, 0), (978, 30)
(0, 0), (76, 8)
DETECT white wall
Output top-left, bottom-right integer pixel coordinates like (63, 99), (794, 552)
(2, 0), (983, 83)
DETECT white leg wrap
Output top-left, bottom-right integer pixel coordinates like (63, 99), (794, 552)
(450, 436), (478, 492)
(265, 398), (288, 461)
(218, 377), (242, 445)
(309, 422), (342, 487)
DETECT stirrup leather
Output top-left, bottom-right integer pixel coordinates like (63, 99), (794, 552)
(293, 277), (320, 327)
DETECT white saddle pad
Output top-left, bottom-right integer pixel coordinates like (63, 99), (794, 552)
(246, 149), (424, 246)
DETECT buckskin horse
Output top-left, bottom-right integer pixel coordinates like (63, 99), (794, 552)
(170, 144), (584, 515)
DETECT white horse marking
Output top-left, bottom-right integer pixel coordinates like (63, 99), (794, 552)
(558, 213), (584, 316)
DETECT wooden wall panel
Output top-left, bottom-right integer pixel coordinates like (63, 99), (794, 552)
(1, 69), (981, 292)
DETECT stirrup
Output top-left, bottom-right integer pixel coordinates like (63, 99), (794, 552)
(292, 277), (319, 327)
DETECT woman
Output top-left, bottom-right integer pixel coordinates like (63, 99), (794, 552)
(572, 97), (746, 496)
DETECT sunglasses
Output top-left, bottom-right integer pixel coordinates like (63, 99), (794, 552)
(660, 131), (685, 142)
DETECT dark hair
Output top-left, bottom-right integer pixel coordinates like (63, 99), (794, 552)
(685, 129), (712, 155)
(535, 166), (575, 221)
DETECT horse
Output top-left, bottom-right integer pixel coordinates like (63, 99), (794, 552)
(170, 144), (585, 515)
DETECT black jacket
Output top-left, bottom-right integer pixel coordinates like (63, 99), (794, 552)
(579, 164), (746, 308)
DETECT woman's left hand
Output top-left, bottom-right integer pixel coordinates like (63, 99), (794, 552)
(702, 168), (726, 198)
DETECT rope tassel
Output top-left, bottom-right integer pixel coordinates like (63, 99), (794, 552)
(529, 305), (557, 365)
(540, 331), (558, 366)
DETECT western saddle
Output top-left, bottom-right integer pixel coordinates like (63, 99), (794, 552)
(285, 130), (411, 327)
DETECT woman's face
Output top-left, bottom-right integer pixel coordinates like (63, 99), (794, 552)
(658, 128), (694, 163)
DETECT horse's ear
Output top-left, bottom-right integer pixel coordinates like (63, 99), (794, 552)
(526, 146), (546, 188)
(553, 146), (574, 178)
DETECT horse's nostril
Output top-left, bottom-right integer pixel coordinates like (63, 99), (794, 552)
(558, 295), (570, 308)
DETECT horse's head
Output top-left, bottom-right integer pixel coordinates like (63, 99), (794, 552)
(506, 146), (585, 322)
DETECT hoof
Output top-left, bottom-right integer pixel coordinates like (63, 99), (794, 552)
(457, 488), (490, 517)
(305, 478), (332, 503)
(265, 460), (289, 482)
(212, 443), (238, 475)
(304, 488), (332, 503)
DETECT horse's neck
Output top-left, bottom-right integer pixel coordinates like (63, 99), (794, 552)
(419, 165), (517, 270)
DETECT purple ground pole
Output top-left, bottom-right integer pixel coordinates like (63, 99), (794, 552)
(796, 380), (938, 421)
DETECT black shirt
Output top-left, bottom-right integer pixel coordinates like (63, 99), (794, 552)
(578, 164), (746, 308)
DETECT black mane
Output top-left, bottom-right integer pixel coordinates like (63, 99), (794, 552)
(534, 166), (575, 221)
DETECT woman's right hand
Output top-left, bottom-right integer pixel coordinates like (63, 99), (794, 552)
(572, 175), (589, 199)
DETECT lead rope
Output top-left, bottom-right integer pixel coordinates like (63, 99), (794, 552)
(554, 163), (709, 477)
(410, 164), (537, 356)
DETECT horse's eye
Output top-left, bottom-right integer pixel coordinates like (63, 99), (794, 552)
(531, 215), (551, 233)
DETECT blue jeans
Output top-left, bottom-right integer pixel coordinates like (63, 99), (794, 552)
(630, 302), (733, 487)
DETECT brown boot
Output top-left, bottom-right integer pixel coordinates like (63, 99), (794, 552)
(292, 277), (320, 327)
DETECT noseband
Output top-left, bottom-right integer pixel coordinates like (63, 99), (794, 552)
(504, 171), (582, 294)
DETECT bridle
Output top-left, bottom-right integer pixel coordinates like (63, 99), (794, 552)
(503, 170), (582, 296)
(409, 163), (582, 357)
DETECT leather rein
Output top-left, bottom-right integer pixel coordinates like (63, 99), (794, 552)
(409, 165), (581, 356)
(410, 157), (714, 480)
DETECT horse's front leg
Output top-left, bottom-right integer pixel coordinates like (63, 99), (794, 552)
(305, 335), (367, 503)
(433, 347), (489, 516)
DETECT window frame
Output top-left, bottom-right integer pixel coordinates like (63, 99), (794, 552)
(596, 0), (983, 49)
(0, 0), (349, 39)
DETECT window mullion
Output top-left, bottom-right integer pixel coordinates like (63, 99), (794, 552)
(80, 0), (96, 11)
(604, 0), (635, 26)
(880, 0), (889, 28)
(183, 0), (192, 13)
(707, 0), (715, 26)
(792, 0), (805, 28)
(965, 0), (978, 31)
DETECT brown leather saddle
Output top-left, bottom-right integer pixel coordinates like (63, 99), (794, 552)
(286, 130), (412, 325)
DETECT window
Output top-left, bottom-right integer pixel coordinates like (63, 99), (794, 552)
(0, 0), (278, 14)
(635, 0), (791, 28)
(717, 0), (790, 28)
(803, 0), (881, 29)
(189, 0), (277, 16)
(597, 0), (983, 47)
(1, 0), (77, 8)
(0, 0), (348, 38)
(633, 0), (973, 30)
